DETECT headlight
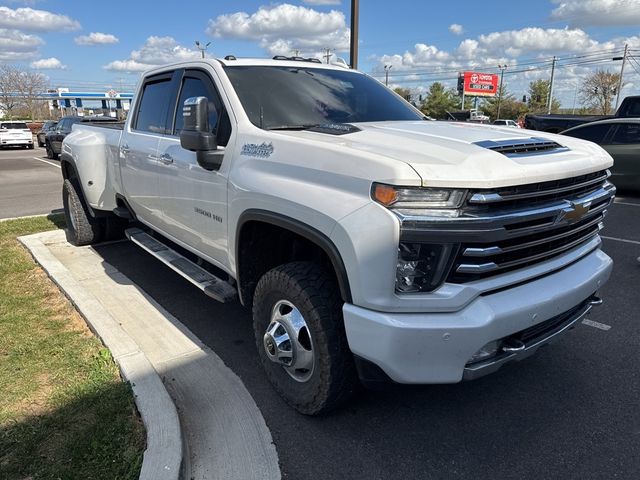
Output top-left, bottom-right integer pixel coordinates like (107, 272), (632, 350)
(372, 183), (467, 216)
(396, 242), (459, 293)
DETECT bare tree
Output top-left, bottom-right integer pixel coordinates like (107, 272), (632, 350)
(0, 65), (23, 119)
(580, 69), (620, 115)
(19, 70), (48, 120)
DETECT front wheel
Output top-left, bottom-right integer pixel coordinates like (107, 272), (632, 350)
(62, 178), (103, 246)
(253, 261), (358, 415)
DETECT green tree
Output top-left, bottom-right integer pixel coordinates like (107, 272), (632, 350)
(393, 87), (411, 101)
(421, 82), (458, 119)
(480, 85), (528, 121)
(527, 79), (560, 113)
(580, 69), (620, 115)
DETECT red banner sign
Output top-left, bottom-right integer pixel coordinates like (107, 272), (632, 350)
(462, 71), (499, 97)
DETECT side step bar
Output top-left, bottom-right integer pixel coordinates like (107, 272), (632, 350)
(125, 228), (237, 303)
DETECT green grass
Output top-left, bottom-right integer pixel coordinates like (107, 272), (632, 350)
(0, 215), (145, 480)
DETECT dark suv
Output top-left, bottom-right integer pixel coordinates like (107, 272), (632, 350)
(45, 116), (119, 159)
(37, 120), (57, 147)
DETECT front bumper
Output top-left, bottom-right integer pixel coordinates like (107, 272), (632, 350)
(343, 248), (612, 384)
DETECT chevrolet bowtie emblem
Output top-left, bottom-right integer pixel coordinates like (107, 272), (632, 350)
(559, 200), (591, 223)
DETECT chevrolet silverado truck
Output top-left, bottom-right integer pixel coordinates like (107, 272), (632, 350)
(61, 57), (615, 415)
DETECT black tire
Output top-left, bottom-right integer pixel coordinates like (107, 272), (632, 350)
(62, 178), (103, 246)
(45, 141), (58, 160)
(28, 144), (34, 149)
(253, 261), (358, 415)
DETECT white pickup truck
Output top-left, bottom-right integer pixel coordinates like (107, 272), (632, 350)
(62, 57), (615, 415)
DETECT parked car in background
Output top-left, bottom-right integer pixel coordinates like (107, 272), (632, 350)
(561, 118), (639, 192)
(0, 121), (34, 149)
(37, 120), (57, 147)
(525, 95), (640, 133)
(45, 116), (121, 159)
(493, 119), (520, 128)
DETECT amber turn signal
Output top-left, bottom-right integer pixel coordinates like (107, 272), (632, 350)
(373, 184), (398, 206)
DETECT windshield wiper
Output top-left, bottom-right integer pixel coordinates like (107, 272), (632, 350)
(266, 124), (319, 131)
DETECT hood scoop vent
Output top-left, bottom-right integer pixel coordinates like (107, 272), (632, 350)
(474, 137), (568, 156)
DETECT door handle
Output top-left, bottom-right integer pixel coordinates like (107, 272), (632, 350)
(120, 143), (130, 154)
(159, 153), (174, 165)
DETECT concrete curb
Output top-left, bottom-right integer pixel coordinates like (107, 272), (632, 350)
(0, 209), (64, 222)
(19, 233), (182, 480)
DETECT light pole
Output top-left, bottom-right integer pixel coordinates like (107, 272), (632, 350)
(195, 40), (211, 59)
(350, 0), (359, 69)
(384, 65), (392, 86)
(613, 44), (628, 110)
(496, 64), (508, 120)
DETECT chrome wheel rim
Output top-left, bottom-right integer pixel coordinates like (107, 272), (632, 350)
(263, 300), (314, 383)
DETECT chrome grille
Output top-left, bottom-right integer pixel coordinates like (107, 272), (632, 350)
(445, 171), (614, 283)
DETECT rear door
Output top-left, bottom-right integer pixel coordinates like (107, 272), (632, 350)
(601, 122), (640, 190)
(49, 118), (69, 152)
(120, 71), (178, 226)
(156, 68), (234, 269)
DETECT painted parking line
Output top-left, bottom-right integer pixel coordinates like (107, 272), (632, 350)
(31, 156), (61, 169)
(582, 319), (612, 331)
(614, 200), (640, 207)
(601, 235), (640, 246)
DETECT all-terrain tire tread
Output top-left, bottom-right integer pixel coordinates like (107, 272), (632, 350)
(253, 261), (358, 415)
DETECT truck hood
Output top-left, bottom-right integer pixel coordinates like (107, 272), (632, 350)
(277, 121), (613, 189)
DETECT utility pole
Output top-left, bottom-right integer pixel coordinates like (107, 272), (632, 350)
(547, 56), (557, 114)
(614, 44), (628, 110)
(496, 64), (508, 120)
(195, 40), (211, 58)
(322, 48), (333, 64)
(384, 65), (392, 86)
(350, 0), (359, 69)
(292, 49), (301, 57)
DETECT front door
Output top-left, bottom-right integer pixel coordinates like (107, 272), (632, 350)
(156, 68), (234, 270)
(603, 122), (640, 191)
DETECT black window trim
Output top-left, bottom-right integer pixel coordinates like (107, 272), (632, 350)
(131, 70), (178, 135)
(167, 68), (230, 142)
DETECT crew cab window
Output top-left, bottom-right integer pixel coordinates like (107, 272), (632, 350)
(135, 77), (172, 134)
(173, 71), (231, 146)
(563, 124), (612, 143)
(610, 123), (640, 145)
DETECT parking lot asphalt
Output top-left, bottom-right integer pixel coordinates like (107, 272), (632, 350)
(0, 147), (62, 219)
(91, 198), (640, 480)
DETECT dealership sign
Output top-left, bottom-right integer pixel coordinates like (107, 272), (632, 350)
(460, 71), (499, 97)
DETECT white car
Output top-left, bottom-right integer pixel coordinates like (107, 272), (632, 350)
(0, 121), (34, 149)
(61, 57), (614, 414)
(493, 119), (521, 128)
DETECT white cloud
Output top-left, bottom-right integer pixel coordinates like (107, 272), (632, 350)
(550, 0), (640, 27)
(0, 6), (80, 32)
(302, 0), (341, 4)
(104, 36), (200, 72)
(75, 32), (119, 46)
(207, 3), (350, 55)
(0, 28), (42, 60)
(31, 57), (65, 69)
(449, 23), (464, 35)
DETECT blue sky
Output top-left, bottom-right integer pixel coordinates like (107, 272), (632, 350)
(2, 0), (640, 106)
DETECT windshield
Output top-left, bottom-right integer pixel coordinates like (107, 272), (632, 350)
(1, 122), (28, 130)
(224, 65), (423, 130)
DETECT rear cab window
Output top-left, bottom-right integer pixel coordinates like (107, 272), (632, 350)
(133, 73), (174, 135)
